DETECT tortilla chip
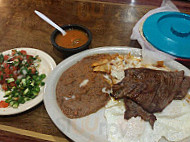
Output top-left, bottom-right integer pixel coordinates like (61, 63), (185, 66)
(93, 64), (111, 73)
(91, 59), (110, 67)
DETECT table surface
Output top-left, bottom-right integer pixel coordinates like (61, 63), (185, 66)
(0, 0), (190, 141)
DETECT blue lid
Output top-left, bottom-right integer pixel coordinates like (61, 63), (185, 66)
(143, 12), (190, 59)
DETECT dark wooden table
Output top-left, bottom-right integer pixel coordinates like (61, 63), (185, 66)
(0, 0), (189, 141)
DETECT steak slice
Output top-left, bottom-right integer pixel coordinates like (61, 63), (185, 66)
(112, 68), (186, 113)
(174, 76), (190, 99)
(111, 68), (190, 127)
(124, 98), (156, 129)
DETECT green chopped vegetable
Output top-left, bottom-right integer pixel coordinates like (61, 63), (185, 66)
(1, 50), (47, 108)
(5, 91), (11, 96)
(23, 88), (29, 95)
(7, 78), (15, 83)
(41, 82), (45, 86)
(0, 54), (4, 63)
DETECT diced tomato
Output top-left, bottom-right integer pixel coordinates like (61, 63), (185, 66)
(16, 55), (23, 61)
(26, 55), (33, 60)
(27, 60), (32, 65)
(1, 83), (8, 91)
(28, 67), (36, 74)
(26, 55), (29, 59)
(20, 50), (27, 55)
(13, 55), (20, 61)
(12, 56), (16, 60)
(31, 68), (36, 74)
(9, 82), (16, 87)
(4, 55), (9, 61)
(0, 101), (9, 108)
(3, 74), (8, 81)
(0, 74), (6, 84)
(12, 66), (17, 71)
(4, 68), (10, 74)
(11, 50), (17, 56)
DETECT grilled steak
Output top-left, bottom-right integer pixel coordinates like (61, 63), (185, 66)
(174, 76), (190, 99)
(124, 98), (156, 128)
(112, 68), (190, 127)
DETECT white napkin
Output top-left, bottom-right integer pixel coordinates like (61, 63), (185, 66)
(130, 0), (179, 64)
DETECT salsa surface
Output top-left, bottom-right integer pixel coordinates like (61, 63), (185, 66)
(55, 29), (88, 49)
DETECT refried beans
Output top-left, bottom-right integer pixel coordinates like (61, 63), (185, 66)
(56, 54), (111, 118)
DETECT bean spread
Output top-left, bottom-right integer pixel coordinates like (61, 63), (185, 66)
(56, 54), (111, 118)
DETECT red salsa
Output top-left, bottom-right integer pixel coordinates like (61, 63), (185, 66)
(55, 29), (88, 49)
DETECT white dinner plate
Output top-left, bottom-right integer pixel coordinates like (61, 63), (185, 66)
(0, 47), (56, 115)
(44, 46), (190, 142)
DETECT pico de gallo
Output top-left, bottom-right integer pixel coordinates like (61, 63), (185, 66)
(0, 49), (46, 108)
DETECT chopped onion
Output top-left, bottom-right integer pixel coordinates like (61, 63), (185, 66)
(13, 70), (17, 75)
(17, 75), (23, 79)
(22, 69), (27, 75)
